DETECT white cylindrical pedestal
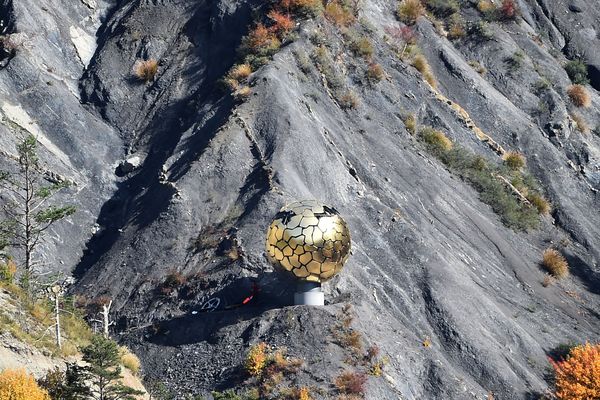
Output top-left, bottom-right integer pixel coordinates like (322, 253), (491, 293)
(294, 281), (324, 306)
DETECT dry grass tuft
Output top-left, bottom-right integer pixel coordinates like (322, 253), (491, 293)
(527, 193), (551, 215)
(338, 91), (359, 109)
(335, 370), (367, 395)
(133, 59), (158, 82)
(325, 0), (355, 27)
(228, 63), (252, 81)
(412, 54), (436, 87)
(234, 86), (252, 100)
(403, 113), (417, 134)
(542, 248), (569, 279)
(120, 346), (141, 375)
(571, 112), (589, 134)
(397, 0), (425, 25)
(418, 127), (452, 152)
(366, 63), (384, 82)
(504, 151), (525, 171)
(567, 84), (591, 108)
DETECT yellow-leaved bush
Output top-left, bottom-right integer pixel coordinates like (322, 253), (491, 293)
(0, 369), (50, 400)
(551, 343), (600, 400)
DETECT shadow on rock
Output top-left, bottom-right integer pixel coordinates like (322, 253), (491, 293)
(146, 271), (297, 347)
(564, 252), (600, 295)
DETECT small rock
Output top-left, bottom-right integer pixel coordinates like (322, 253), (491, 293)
(118, 155), (142, 174)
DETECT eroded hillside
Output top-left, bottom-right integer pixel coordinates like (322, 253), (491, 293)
(0, 0), (599, 398)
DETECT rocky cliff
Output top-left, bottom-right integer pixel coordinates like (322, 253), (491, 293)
(0, 0), (599, 398)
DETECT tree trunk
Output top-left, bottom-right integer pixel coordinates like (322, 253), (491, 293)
(54, 292), (61, 349)
(102, 300), (112, 338)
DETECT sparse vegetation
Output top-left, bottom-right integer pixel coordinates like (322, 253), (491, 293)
(228, 63), (253, 82)
(0, 369), (50, 400)
(565, 59), (589, 85)
(325, 0), (355, 27)
(504, 151), (525, 171)
(447, 13), (466, 40)
(246, 342), (269, 376)
(120, 346), (141, 376)
(158, 271), (187, 296)
(499, 0), (518, 20)
(418, 129), (545, 230)
(567, 84), (591, 108)
(505, 50), (525, 72)
(403, 113), (417, 134)
(281, 0), (324, 18)
(527, 193), (551, 215)
(133, 59), (158, 82)
(338, 90), (360, 109)
(335, 371), (367, 396)
(366, 63), (384, 82)
(468, 20), (494, 40)
(418, 127), (452, 152)
(550, 343), (600, 400)
(350, 36), (374, 59)
(542, 248), (569, 279)
(412, 54), (436, 87)
(571, 112), (589, 134)
(424, 0), (458, 18)
(397, 0), (425, 25)
(468, 60), (487, 75)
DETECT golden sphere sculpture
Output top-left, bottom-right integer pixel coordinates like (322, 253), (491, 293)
(265, 200), (351, 283)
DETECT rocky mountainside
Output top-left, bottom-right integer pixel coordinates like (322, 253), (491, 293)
(0, 0), (599, 398)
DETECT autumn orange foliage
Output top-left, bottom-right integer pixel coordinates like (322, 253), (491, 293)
(268, 10), (295, 35)
(247, 23), (281, 52)
(0, 369), (50, 400)
(324, 0), (355, 27)
(550, 343), (600, 400)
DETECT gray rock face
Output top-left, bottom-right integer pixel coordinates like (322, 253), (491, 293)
(1, 0), (599, 399)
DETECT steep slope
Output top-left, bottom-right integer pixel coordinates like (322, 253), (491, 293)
(0, 0), (599, 399)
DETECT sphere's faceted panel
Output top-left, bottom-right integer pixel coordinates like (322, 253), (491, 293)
(265, 200), (351, 282)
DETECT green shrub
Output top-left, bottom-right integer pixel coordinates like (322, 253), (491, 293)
(325, 0), (355, 27)
(419, 138), (541, 230)
(447, 13), (466, 40)
(350, 36), (374, 58)
(403, 113), (417, 134)
(505, 50), (525, 72)
(424, 0), (459, 17)
(504, 151), (525, 170)
(565, 59), (589, 85)
(418, 127), (453, 153)
(527, 192), (551, 215)
(468, 21), (494, 40)
(285, 0), (324, 18)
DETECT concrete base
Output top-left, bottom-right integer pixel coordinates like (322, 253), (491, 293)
(294, 281), (324, 306)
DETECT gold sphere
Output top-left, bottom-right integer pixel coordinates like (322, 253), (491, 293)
(265, 200), (351, 283)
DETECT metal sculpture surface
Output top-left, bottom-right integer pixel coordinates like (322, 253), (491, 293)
(266, 200), (351, 283)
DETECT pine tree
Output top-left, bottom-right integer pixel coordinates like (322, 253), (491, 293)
(0, 135), (75, 291)
(81, 335), (144, 400)
(38, 364), (90, 400)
